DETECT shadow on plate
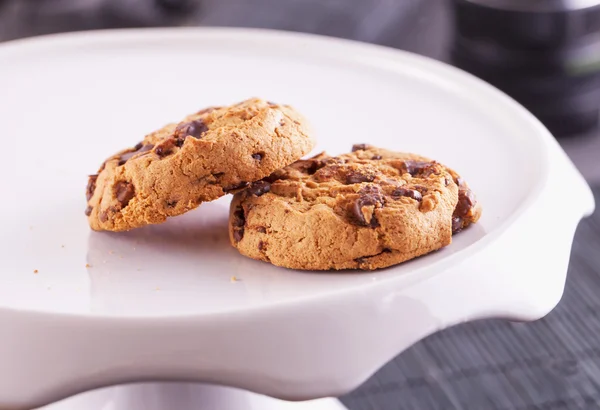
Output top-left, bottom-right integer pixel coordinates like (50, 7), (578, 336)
(84, 198), (488, 316)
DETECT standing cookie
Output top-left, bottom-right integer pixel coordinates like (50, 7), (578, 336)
(228, 145), (482, 271)
(86, 98), (315, 231)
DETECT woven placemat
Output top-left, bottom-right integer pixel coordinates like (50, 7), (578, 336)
(342, 184), (600, 410)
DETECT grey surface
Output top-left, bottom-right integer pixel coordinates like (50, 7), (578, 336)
(562, 135), (600, 184)
(1, 1), (599, 409)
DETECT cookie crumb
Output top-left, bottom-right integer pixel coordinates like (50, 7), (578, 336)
(109, 250), (114, 254)
(136, 268), (141, 271)
(155, 287), (160, 291)
(85, 263), (91, 268)
(33, 269), (38, 274)
(61, 245), (65, 248)
(230, 276), (240, 283)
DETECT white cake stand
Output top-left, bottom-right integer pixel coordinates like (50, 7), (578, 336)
(0, 28), (594, 410)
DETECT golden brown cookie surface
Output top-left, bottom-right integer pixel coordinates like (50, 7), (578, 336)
(228, 144), (482, 271)
(86, 98), (315, 231)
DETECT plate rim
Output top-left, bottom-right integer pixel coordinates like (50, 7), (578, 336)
(0, 27), (554, 319)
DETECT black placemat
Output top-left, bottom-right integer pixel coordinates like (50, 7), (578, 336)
(342, 184), (600, 410)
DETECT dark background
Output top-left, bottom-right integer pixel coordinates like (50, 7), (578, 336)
(1, 1), (599, 409)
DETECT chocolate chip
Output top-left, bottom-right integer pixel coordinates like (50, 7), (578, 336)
(232, 206), (245, 242)
(175, 119), (208, 141)
(166, 200), (178, 208)
(114, 181), (135, 208)
(444, 176), (451, 186)
(84, 206), (93, 216)
(452, 186), (476, 233)
(371, 155), (382, 160)
(258, 240), (266, 251)
(360, 185), (384, 203)
(351, 185), (384, 227)
(252, 152), (264, 161)
(306, 159), (327, 174)
(257, 226), (267, 233)
(99, 211), (109, 222)
(246, 181), (271, 197)
(311, 164), (339, 182)
(454, 188), (475, 218)
(391, 187), (422, 201)
(118, 143), (154, 165)
(345, 170), (375, 184)
(155, 138), (176, 157)
(401, 160), (436, 177)
(223, 181), (250, 192)
(351, 144), (372, 152)
(86, 175), (98, 201)
(291, 158), (326, 175)
(368, 214), (379, 228)
(452, 217), (463, 233)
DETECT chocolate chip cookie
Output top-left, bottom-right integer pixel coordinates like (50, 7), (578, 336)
(86, 98), (315, 231)
(228, 144), (482, 270)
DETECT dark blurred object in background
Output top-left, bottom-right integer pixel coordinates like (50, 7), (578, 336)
(451, 0), (600, 138)
(4, 0), (598, 139)
(0, 0), (429, 54)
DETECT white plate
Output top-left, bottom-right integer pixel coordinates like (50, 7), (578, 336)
(0, 28), (594, 409)
(0, 28), (542, 316)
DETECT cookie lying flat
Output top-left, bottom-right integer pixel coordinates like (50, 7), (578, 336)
(86, 98), (315, 231)
(228, 144), (481, 271)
